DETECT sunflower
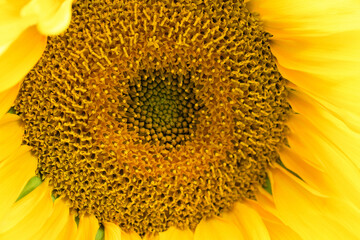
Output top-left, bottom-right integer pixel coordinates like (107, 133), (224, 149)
(1, 0), (359, 239)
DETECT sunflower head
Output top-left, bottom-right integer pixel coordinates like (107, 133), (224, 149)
(14, 0), (291, 235)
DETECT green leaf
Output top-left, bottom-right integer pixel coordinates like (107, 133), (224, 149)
(16, 176), (42, 201)
(75, 216), (80, 226)
(262, 175), (272, 194)
(7, 107), (16, 114)
(51, 194), (57, 202)
(95, 225), (105, 240)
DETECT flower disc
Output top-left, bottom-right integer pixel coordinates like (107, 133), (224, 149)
(14, 0), (291, 235)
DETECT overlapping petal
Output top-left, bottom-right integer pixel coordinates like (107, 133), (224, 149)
(285, 92), (360, 204)
(0, 0), (73, 93)
(0, 114), (23, 161)
(143, 233), (159, 240)
(0, 180), (53, 240)
(247, 2), (360, 239)
(103, 222), (121, 240)
(75, 215), (99, 240)
(270, 166), (360, 240)
(0, 83), (20, 118)
(0, 145), (37, 220)
(0, 0), (73, 45)
(246, 192), (302, 240)
(247, 0), (360, 37)
(194, 216), (244, 240)
(222, 202), (270, 240)
(248, 0), (360, 133)
(56, 212), (77, 240)
(32, 198), (72, 240)
(21, 0), (73, 36)
(0, 26), (46, 93)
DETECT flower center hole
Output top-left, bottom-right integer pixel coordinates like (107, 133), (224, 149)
(124, 70), (201, 150)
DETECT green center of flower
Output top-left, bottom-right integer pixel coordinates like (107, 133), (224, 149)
(125, 70), (200, 150)
(14, 0), (291, 235)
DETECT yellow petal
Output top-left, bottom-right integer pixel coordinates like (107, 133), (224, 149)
(0, 1), (37, 46)
(270, 166), (360, 239)
(270, 34), (360, 124)
(270, 33), (360, 75)
(144, 232), (159, 240)
(56, 212), (77, 240)
(252, 188), (278, 217)
(247, 0), (360, 37)
(194, 216), (244, 240)
(0, 42), (10, 55)
(262, 218), (302, 240)
(245, 197), (302, 240)
(222, 202), (270, 240)
(0, 180), (53, 239)
(286, 128), (360, 206)
(75, 215), (99, 240)
(0, 83), (20, 119)
(0, 26), (46, 92)
(286, 93), (360, 205)
(22, 0), (73, 35)
(0, 145), (37, 220)
(121, 230), (142, 240)
(288, 91), (360, 166)
(103, 222), (121, 240)
(32, 198), (71, 240)
(0, 0), (73, 47)
(278, 66), (360, 133)
(0, 113), (23, 161)
(279, 146), (334, 196)
(159, 227), (194, 240)
(318, 100), (360, 135)
(248, 0), (360, 131)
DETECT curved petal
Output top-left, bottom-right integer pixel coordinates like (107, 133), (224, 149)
(270, 166), (360, 239)
(271, 35), (360, 130)
(144, 233), (159, 240)
(222, 202), (270, 240)
(0, 26), (46, 92)
(0, 1), (37, 46)
(247, 0), (360, 37)
(0, 43), (10, 56)
(270, 33), (360, 75)
(279, 67), (360, 133)
(194, 216), (244, 240)
(286, 92), (360, 205)
(288, 91), (360, 167)
(103, 222), (121, 240)
(22, 0), (73, 35)
(0, 83), (21, 119)
(32, 198), (71, 240)
(248, 0), (360, 133)
(246, 196), (302, 240)
(159, 227), (194, 240)
(0, 0), (73, 46)
(0, 113), (23, 161)
(0, 180), (53, 239)
(75, 215), (99, 240)
(56, 212), (77, 240)
(0, 145), (37, 220)
(278, 147), (334, 196)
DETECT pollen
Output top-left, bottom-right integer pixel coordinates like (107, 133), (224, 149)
(14, 0), (291, 235)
